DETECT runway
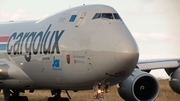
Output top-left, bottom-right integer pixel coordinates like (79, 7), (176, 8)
(0, 80), (179, 101)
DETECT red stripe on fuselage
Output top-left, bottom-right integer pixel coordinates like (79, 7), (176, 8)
(0, 36), (9, 42)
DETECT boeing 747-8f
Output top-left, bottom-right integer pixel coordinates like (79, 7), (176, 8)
(0, 4), (180, 101)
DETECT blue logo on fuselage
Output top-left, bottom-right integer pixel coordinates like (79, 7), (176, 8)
(52, 56), (62, 70)
(7, 24), (65, 62)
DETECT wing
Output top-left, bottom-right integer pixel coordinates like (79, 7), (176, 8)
(137, 58), (180, 71)
(136, 58), (180, 95)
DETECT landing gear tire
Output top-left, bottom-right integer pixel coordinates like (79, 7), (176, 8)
(8, 96), (13, 101)
(8, 96), (28, 101)
(47, 97), (70, 101)
(61, 98), (70, 101)
(20, 96), (28, 101)
(47, 97), (55, 101)
(3, 89), (29, 101)
(47, 90), (70, 101)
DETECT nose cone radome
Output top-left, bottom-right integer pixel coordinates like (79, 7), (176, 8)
(115, 39), (139, 73)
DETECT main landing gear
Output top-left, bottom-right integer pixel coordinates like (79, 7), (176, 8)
(92, 82), (110, 101)
(3, 89), (71, 101)
(47, 89), (71, 101)
(3, 86), (109, 101)
(3, 89), (28, 101)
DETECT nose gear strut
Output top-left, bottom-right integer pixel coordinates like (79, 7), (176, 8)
(92, 82), (110, 101)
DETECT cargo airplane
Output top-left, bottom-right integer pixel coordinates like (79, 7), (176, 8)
(0, 4), (180, 101)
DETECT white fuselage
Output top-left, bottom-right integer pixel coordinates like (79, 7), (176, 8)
(0, 5), (139, 90)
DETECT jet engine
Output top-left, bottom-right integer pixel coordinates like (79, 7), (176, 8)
(0, 61), (9, 79)
(117, 68), (159, 101)
(166, 67), (180, 94)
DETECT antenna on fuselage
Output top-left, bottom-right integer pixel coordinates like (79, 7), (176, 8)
(9, 20), (14, 22)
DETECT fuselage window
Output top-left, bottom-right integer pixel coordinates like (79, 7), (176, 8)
(92, 13), (101, 19)
(102, 13), (113, 19)
(113, 13), (121, 20)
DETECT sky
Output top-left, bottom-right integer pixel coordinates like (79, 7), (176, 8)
(0, 0), (180, 78)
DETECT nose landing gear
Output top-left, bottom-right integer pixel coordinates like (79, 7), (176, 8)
(92, 82), (110, 101)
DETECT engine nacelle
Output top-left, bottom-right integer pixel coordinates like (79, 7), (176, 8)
(168, 67), (180, 94)
(118, 68), (159, 101)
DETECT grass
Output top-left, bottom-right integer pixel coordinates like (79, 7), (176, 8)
(156, 80), (180, 101)
(0, 80), (179, 101)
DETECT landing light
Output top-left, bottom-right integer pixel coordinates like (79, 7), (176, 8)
(97, 89), (102, 94)
(0, 69), (2, 72)
(21, 63), (24, 65)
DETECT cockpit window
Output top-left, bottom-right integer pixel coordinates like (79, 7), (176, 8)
(113, 13), (121, 20)
(92, 13), (101, 19)
(102, 13), (113, 19)
(92, 13), (122, 20)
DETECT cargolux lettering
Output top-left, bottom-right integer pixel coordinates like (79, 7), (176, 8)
(7, 24), (65, 62)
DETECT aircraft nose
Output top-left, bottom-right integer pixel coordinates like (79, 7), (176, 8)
(114, 39), (139, 73)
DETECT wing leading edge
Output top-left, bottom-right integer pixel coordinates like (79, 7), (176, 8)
(137, 58), (180, 95)
(137, 59), (180, 71)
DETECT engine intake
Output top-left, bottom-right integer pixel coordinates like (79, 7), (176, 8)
(118, 68), (159, 101)
(167, 67), (180, 94)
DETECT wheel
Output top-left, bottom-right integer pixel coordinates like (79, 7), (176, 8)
(65, 98), (70, 101)
(99, 98), (104, 101)
(20, 96), (28, 101)
(60, 98), (70, 101)
(8, 96), (14, 101)
(48, 97), (54, 101)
